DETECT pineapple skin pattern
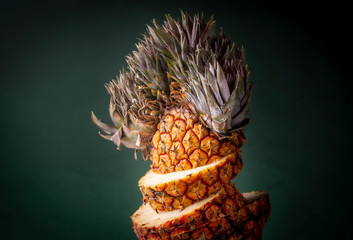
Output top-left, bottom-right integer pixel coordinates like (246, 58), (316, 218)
(150, 108), (246, 174)
(92, 11), (270, 240)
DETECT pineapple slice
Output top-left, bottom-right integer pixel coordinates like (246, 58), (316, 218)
(132, 184), (246, 240)
(173, 191), (271, 240)
(134, 191), (270, 240)
(139, 154), (243, 211)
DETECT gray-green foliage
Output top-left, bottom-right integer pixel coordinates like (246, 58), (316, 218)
(92, 11), (252, 159)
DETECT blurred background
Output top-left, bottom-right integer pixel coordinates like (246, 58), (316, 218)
(1, 0), (352, 239)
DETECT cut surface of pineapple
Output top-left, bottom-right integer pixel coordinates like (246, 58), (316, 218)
(133, 193), (217, 227)
(140, 154), (239, 186)
(139, 153), (243, 211)
(243, 191), (269, 204)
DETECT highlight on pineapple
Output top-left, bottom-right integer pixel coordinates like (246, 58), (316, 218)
(92, 11), (270, 240)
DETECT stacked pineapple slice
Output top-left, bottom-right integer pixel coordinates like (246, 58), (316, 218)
(92, 11), (270, 239)
(132, 189), (270, 239)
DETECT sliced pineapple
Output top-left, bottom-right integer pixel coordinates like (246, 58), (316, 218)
(136, 191), (270, 240)
(139, 154), (243, 211)
(132, 184), (246, 240)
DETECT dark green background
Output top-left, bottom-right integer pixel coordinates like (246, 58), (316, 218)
(1, 1), (352, 239)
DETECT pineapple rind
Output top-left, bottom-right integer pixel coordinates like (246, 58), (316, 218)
(172, 191), (270, 240)
(150, 108), (246, 174)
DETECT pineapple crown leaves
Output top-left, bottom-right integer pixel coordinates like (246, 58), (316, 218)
(148, 11), (253, 136)
(179, 44), (252, 136)
(91, 69), (155, 159)
(92, 11), (252, 159)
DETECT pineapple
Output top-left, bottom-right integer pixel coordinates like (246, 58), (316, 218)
(92, 11), (270, 240)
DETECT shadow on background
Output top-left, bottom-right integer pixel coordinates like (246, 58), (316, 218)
(1, 0), (352, 239)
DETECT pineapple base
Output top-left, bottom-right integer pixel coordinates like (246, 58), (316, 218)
(132, 190), (270, 240)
